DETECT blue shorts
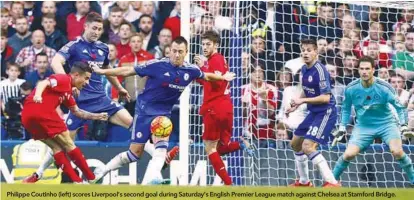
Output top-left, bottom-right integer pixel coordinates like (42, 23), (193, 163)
(66, 96), (124, 131)
(294, 107), (337, 145)
(130, 114), (171, 144)
(349, 123), (400, 151)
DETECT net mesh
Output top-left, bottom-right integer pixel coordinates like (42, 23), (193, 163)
(187, 1), (414, 187)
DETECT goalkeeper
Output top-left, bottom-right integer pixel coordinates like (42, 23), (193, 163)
(332, 56), (414, 185)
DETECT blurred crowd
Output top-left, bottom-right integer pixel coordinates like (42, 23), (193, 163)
(1, 1), (413, 147)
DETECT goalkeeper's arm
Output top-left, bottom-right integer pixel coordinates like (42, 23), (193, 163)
(332, 88), (352, 146)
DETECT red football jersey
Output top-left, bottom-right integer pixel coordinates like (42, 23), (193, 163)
(199, 53), (231, 104)
(25, 74), (76, 110)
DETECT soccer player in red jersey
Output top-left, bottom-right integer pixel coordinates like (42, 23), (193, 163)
(194, 30), (253, 185)
(21, 62), (108, 183)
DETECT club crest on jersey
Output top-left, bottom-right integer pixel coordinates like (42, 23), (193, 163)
(308, 76), (313, 82)
(184, 73), (189, 81)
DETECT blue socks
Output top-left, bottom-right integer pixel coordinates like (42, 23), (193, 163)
(397, 154), (414, 184)
(333, 156), (350, 180)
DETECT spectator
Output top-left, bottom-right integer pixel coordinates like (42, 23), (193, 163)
(242, 65), (278, 140)
(163, 1), (180, 40)
(275, 122), (290, 141)
(1, 29), (14, 79)
(9, 2), (24, 25)
(42, 13), (68, 51)
(149, 28), (172, 59)
(30, 1), (66, 34)
(0, 64), (25, 113)
(389, 74), (410, 107)
(341, 14), (357, 38)
(15, 30), (56, 73)
(101, 43), (119, 98)
(359, 6), (398, 40)
(66, 1), (90, 41)
(8, 16), (31, 61)
(116, 21), (134, 59)
(162, 44), (171, 58)
(335, 3), (351, 25)
(318, 38), (329, 64)
(361, 22), (390, 56)
(392, 33), (406, 54)
(23, 1), (35, 18)
(326, 36), (353, 66)
(137, 14), (158, 51)
(277, 74), (308, 131)
(1, 8), (16, 37)
(207, 1), (233, 31)
(24, 52), (53, 87)
(250, 36), (280, 82)
(112, 33), (154, 115)
(338, 52), (359, 85)
(116, 1), (142, 22)
(377, 67), (391, 81)
(102, 6), (125, 44)
(393, 9), (414, 33)
(98, 1), (115, 20)
(140, 2), (156, 18)
(241, 52), (251, 85)
(241, 4), (273, 53)
(326, 63), (345, 114)
(303, 2), (342, 43)
(366, 42), (392, 68)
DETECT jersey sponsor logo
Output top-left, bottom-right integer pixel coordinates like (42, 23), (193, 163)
(302, 86), (315, 94)
(87, 61), (104, 68)
(50, 78), (57, 87)
(169, 84), (186, 91)
(308, 76), (313, 82)
(184, 73), (189, 81)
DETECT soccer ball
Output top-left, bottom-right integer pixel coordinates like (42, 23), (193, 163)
(150, 116), (173, 138)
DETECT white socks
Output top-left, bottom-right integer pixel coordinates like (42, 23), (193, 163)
(36, 148), (54, 178)
(144, 141), (155, 156)
(294, 152), (309, 184)
(309, 151), (338, 184)
(106, 150), (139, 172)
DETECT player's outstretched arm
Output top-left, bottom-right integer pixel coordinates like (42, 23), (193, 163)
(33, 80), (51, 103)
(51, 54), (67, 74)
(93, 66), (136, 77)
(69, 105), (109, 121)
(204, 72), (235, 82)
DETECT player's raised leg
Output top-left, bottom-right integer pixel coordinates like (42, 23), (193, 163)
(388, 138), (414, 184)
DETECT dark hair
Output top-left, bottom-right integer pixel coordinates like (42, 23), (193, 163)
(201, 13), (214, 22)
(70, 62), (92, 74)
(110, 6), (123, 14)
(358, 56), (375, 69)
(406, 26), (414, 35)
(390, 73), (405, 80)
(86, 12), (103, 24)
(301, 38), (317, 50)
(10, 2), (23, 9)
(201, 30), (220, 45)
(20, 82), (33, 91)
(344, 51), (356, 58)
(7, 63), (20, 71)
(138, 14), (153, 24)
(42, 13), (56, 20)
(35, 52), (48, 62)
(172, 36), (188, 48)
(1, 7), (9, 14)
(1, 29), (7, 38)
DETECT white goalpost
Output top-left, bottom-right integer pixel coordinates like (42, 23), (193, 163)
(179, 0), (414, 187)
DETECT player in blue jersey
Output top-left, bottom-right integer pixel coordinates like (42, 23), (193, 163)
(23, 12), (177, 183)
(332, 56), (414, 185)
(286, 39), (340, 187)
(90, 36), (235, 184)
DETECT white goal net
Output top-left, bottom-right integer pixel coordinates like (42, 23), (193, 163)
(183, 1), (414, 187)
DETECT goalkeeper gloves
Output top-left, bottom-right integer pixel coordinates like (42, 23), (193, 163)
(332, 126), (346, 147)
(400, 124), (414, 139)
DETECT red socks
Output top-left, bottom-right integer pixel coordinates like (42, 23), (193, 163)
(208, 152), (232, 185)
(53, 151), (82, 183)
(217, 142), (240, 155)
(67, 147), (95, 180)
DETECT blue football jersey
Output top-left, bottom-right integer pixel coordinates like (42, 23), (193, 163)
(58, 37), (110, 102)
(134, 58), (205, 116)
(301, 61), (336, 113)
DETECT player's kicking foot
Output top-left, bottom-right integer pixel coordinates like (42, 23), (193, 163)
(22, 173), (40, 183)
(162, 146), (179, 170)
(239, 137), (254, 156)
(148, 178), (171, 185)
(322, 182), (341, 188)
(289, 180), (313, 187)
(90, 166), (109, 184)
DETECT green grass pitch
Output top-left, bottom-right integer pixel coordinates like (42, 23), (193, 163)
(2, 183), (413, 200)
